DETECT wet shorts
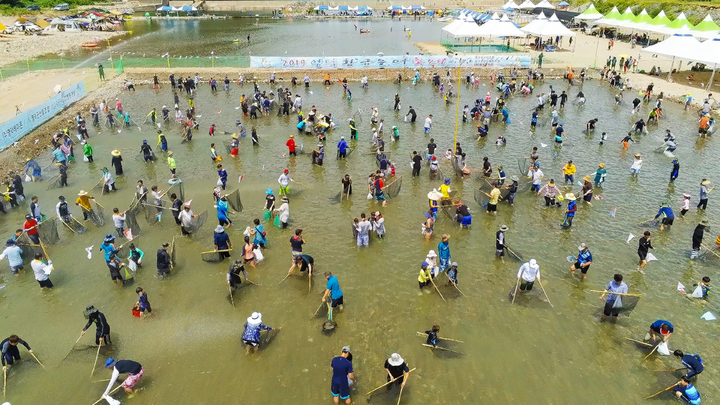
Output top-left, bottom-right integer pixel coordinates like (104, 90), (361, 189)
(331, 382), (350, 400)
(662, 217), (674, 226)
(461, 215), (472, 226)
(487, 203), (497, 212)
(603, 301), (620, 317)
(573, 261), (590, 274)
(243, 339), (259, 347)
(520, 280), (534, 291)
(331, 296), (344, 308)
(122, 368), (144, 389)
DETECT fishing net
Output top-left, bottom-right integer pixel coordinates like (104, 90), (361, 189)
(168, 182), (185, 202)
(328, 192), (342, 204)
(37, 218), (60, 245)
(143, 201), (163, 226)
(60, 216), (87, 234)
(385, 176), (402, 199)
(125, 203), (142, 236)
(16, 234), (43, 262)
(115, 237), (140, 261)
(45, 175), (62, 190)
(612, 295), (641, 317)
(201, 249), (231, 263)
(473, 189), (489, 209)
(223, 140), (234, 154)
(518, 157), (530, 176)
(440, 206), (457, 222)
(187, 209), (209, 234)
(170, 237), (177, 264)
(353, 109), (363, 124)
(90, 202), (106, 227)
(451, 157), (464, 176)
(225, 189), (243, 212)
(506, 246), (524, 261)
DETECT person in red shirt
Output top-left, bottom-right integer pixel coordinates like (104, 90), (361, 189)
(23, 214), (40, 244)
(115, 98), (122, 114)
(286, 134), (297, 156)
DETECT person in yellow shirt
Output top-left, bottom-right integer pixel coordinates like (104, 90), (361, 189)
(562, 160), (576, 184)
(487, 182), (502, 215)
(75, 190), (96, 220)
(324, 73), (331, 85)
(418, 262), (432, 289)
(167, 151), (177, 175)
(439, 179), (452, 206)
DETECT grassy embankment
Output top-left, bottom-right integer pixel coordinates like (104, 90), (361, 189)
(0, 0), (112, 16)
(575, 0), (720, 25)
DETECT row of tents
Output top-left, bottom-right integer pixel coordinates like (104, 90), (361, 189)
(156, 6), (200, 13)
(312, 5), (373, 11)
(574, 4), (720, 39)
(442, 12), (574, 40)
(501, 0), (557, 11)
(643, 34), (720, 88)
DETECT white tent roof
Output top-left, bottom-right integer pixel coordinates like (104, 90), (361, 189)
(640, 33), (703, 61)
(522, 12), (575, 36)
(517, 0), (536, 10)
(475, 14), (527, 37)
(574, 3), (603, 21)
(521, 12), (547, 34)
(442, 20), (484, 38)
(698, 36), (720, 65)
(490, 12), (500, 20)
(535, 0), (554, 9)
(502, 0), (519, 9)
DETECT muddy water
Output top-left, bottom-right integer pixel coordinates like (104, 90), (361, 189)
(1, 76), (719, 404)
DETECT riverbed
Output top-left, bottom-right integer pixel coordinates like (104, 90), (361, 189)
(0, 76), (718, 404)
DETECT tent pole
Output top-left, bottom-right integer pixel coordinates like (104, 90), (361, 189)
(707, 63), (717, 90)
(667, 56), (674, 82)
(593, 33), (599, 68)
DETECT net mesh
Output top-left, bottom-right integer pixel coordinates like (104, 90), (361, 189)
(451, 157), (464, 176)
(518, 157), (530, 176)
(474, 189), (488, 208)
(440, 206), (457, 222)
(225, 189), (243, 212)
(125, 203), (142, 236)
(188, 209), (208, 234)
(612, 295), (641, 316)
(223, 140), (234, 154)
(45, 175), (62, 190)
(61, 216), (87, 234)
(168, 182), (185, 202)
(170, 236), (177, 264)
(143, 201), (163, 226)
(115, 237), (140, 260)
(37, 218), (60, 245)
(385, 176), (402, 199)
(16, 234), (43, 262)
(90, 202), (106, 227)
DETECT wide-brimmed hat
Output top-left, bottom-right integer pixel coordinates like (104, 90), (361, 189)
(634, 153), (641, 158)
(427, 189), (443, 201)
(510, 175), (519, 182)
(215, 225), (225, 233)
(83, 305), (98, 318)
(683, 193), (691, 198)
(598, 163), (605, 168)
(578, 243), (587, 250)
(388, 353), (404, 366)
(427, 250), (437, 257)
(168, 151), (174, 156)
(232, 134), (238, 139)
(499, 225), (509, 232)
(701, 180), (711, 186)
(700, 219), (710, 226)
(78, 190), (89, 196)
(583, 175), (591, 182)
(247, 312), (262, 325)
(104, 358), (117, 369)
(111, 150), (121, 157)
(281, 196), (289, 202)
(565, 193), (576, 201)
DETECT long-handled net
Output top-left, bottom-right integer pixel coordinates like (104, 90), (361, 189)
(115, 237), (140, 260)
(451, 157), (464, 177)
(201, 248), (232, 263)
(37, 218), (60, 245)
(125, 203), (142, 236)
(385, 176), (402, 199)
(187, 209), (209, 234)
(45, 175), (62, 190)
(16, 234), (43, 262)
(225, 189), (243, 212)
(473, 189), (489, 209)
(518, 157), (530, 176)
(612, 295), (641, 317)
(168, 182), (185, 202)
(61, 216), (87, 234)
(440, 206), (457, 222)
(143, 201), (163, 226)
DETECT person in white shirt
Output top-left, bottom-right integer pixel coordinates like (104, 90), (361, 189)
(424, 115), (433, 135)
(101, 167), (116, 192)
(630, 153), (643, 175)
(273, 196), (290, 229)
(178, 203), (196, 236)
(530, 166), (544, 192)
(517, 259), (540, 292)
(425, 250), (439, 277)
(112, 208), (126, 239)
(278, 169), (292, 195)
(361, 75), (368, 88)
(30, 252), (53, 288)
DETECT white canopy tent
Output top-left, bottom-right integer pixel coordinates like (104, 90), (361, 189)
(522, 13), (574, 36)
(441, 20), (484, 38)
(574, 3), (603, 21)
(640, 33), (704, 81)
(475, 14), (527, 38)
(535, 0), (554, 9)
(521, 12), (547, 34)
(699, 36), (720, 88)
(517, 0), (536, 10)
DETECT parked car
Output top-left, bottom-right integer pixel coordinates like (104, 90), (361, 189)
(27, 5), (40, 10)
(53, 3), (69, 11)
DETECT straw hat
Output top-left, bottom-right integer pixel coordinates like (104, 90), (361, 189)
(683, 193), (691, 198)
(232, 133), (238, 139)
(499, 225), (509, 232)
(634, 153), (641, 158)
(289, 134), (294, 138)
(565, 193), (576, 201)
(388, 353), (404, 366)
(78, 190), (89, 196)
(168, 151), (174, 156)
(548, 179), (555, 186)
(598, 163), (605, 168)
(701, 180), (711, 186)
(111, 150), (121, 157)
(247, 312), (262, 325)
(583, 175), (591, 182)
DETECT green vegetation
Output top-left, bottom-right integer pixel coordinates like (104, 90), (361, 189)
(576, 0), (720, 25)
(0, 0), (99, 15)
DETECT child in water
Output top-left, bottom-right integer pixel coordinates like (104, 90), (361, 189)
(425, 325), (440, 347)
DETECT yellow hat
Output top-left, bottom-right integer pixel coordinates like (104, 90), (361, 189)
(231, 133), (238, 139)
(583, 175), (591, 182)
(599, 163), (605, 168)
(111, 150), (121, 157)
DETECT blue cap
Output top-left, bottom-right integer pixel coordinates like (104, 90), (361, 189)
(444, 178), (451, 185)
(105, 358), (116, 368)
(559, 122), (564, 126)
(143, 139), (147, 144)
(6, 239), (15, 246)
(266, 188), (273, 194)
(421, 261), (428, 268)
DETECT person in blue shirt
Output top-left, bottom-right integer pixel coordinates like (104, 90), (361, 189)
(424, 325), (440, 347)
(0, 240), (23, 275)
(330, 346), (355, 404)
(437, 234), (451, 271)
(216, 197), (235, 227)
(322, 271), (344, 311)
(530, 109), (538, 130)
(213, 225), (232, 261)
(674, 377), (701, 404)
(563, 193), (577, 228)
(645, 320), (674, 343)
(251, 218), (267, 248)
(337, 136), (349, 159)
(25, 158), (42, 181)
(570, 242), (592, 279)
(599, 273), (628, 322)
(654, 202), (675, 231)
(51, 146), (66, 166)
(674, 350), (704, 379)
(99, 234), (117, 264)
(217, 164), (228, 190)
(501, 107), (509, 124)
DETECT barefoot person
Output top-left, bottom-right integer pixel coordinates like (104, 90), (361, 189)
(330, 346), (356, 404)
(101, 358), (144, 400)
(242, 312), (274, 354)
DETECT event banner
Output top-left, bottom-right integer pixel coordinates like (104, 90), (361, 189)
(0, 81), (86, 150)
(250, 54), (531, 70)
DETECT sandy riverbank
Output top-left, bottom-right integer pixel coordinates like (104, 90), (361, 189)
(0, 27), (126, 68)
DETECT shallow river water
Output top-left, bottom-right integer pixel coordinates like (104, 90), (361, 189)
(1, 73), (719, 404)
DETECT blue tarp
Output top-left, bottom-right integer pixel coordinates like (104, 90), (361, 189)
(338, 5), (349, 10)
(410, 5), (422, 10)
(477, 13), (491, 22)
(181, 6), (193, 11)
(357, 5), (368, 10)
(391, 5), (403, 10)
(558, 1), (569, 6)
(157, 6), (172, 11)
(318, 5), (329, 10)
